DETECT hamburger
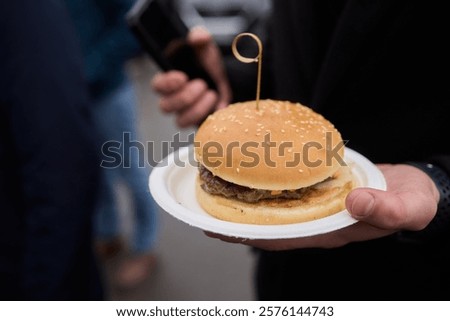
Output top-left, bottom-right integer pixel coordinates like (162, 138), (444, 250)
(194, 99), (353, 225)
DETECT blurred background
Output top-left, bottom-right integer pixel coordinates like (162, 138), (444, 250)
(173, 0), (271, 52)
(98, 0), (272, 300)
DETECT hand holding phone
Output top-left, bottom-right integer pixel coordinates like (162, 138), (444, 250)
(150, 28), (232, 128)
(126, 0), (216, 90)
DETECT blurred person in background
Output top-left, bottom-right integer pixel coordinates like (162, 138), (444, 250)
(151, 0), (450, 299)
(0, 1), (103, 299)
(64, 0), (159, 289)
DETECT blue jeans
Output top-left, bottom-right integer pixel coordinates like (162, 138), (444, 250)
(93, 78), (158, 254)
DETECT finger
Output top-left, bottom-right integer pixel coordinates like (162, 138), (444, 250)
(197, 37), (232, 104)
(151, 71), (188, 95)
(188, 27), (232, 107)
(176, 90), (217, 127)
(215, 80), (232, 109)
(188, 26), (214, 46)
(205, 220), (396, 251)
(159, 79), (207, 113)
(346, 188), (437, 230)
(216, 99), (229, 110)
(204, 231), (248, 244)
(346, 188), (403, 229)
(204, 231), (279, 250)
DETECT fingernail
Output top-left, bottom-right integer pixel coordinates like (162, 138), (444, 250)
(350, 192), (375, 218)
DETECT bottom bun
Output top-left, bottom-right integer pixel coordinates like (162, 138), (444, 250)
(196, 166), (354, 225)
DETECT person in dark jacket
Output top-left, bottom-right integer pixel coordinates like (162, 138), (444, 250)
(0, 1), (102, 299)
(150, 0), (450, 299)
(64, 0), (159, 289)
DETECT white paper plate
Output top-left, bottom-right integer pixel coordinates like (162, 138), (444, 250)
(149, 146), (386, 239)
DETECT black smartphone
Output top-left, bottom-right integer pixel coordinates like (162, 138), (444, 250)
(126, 0), (216, 90)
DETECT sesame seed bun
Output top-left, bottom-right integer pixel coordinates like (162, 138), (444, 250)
(194, 99), (345, 190)
(196, 166), (354, 225)
(193, 99), (352, 225)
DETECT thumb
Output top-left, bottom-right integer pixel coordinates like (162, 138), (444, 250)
(188, 26), (232, 108)
(346, 188), (435, 230)
(187, 26), (214, 46)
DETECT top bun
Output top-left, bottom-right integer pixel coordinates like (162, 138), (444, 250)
(194, 99), (345, 190)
